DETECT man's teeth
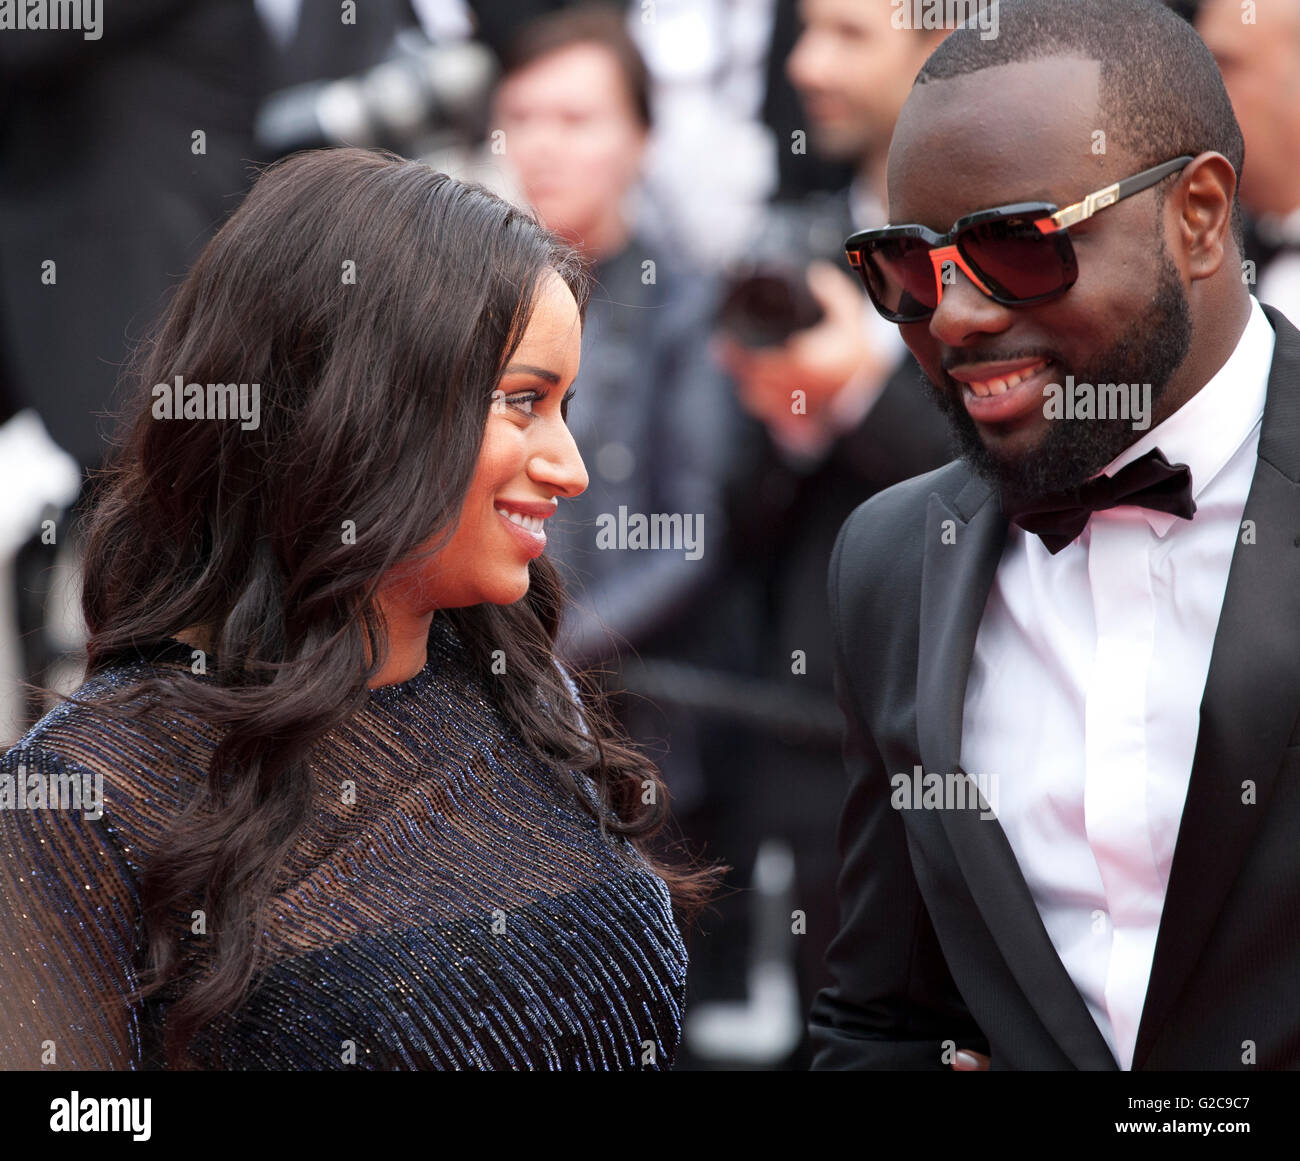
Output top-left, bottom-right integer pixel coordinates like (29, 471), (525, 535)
(966, 360), (1048, 397)
(497, 508), (544, 534)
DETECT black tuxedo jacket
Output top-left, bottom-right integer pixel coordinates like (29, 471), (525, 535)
(809, 303), (1300, 1070)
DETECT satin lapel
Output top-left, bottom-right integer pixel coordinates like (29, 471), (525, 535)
(1133, 305), (1300, 1068)
(917, 471), (1119, 1069)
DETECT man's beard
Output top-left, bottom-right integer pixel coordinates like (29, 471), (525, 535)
(920, 246), (1193, 500)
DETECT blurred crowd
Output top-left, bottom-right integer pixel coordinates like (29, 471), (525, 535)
(1, 0), (1296, 1070)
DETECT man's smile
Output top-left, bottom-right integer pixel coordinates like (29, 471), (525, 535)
(947, 357), (1058, 425)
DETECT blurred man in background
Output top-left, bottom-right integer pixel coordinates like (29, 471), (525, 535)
(1196, 0), (1300, 323)
(490, 6), (746, 841)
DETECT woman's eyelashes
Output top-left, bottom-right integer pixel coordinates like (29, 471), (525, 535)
(502, 384), (577, 419)
(504, 389), (543, 415)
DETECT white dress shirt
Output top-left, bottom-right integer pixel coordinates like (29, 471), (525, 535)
(959, 295), (1276, 1069)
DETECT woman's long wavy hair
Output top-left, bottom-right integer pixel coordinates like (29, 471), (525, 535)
(80, 147), (722, 1068)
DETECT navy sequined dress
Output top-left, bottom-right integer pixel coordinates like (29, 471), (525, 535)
(0, 615), (687, 1069)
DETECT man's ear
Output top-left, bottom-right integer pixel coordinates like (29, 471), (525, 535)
(1178, 151), (1238, 282)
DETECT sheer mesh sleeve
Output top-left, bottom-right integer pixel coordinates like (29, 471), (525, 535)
(0, 746), (144, 1070)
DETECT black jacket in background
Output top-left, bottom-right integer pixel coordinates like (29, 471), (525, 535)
(0, 0), (269, 468)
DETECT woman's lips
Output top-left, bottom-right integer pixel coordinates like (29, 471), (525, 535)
(953, 359), (1056, 425)
(496, 507), (547, 559)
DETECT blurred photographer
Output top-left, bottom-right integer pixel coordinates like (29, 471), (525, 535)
(686, 0), (955, 1068)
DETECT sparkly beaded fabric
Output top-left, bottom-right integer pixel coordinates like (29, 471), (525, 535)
(0, 615), (687, 1069)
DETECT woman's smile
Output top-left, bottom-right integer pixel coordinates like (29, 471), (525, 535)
(494, 497), (557, 558)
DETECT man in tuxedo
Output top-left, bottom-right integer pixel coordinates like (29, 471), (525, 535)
(810, 0), (1300, 1070)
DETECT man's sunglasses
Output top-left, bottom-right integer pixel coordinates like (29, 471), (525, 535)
(844, 155), (1194, 323)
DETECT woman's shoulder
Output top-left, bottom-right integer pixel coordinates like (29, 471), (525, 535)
(3, 654), (218, 849)
(14, 649), (208, 746)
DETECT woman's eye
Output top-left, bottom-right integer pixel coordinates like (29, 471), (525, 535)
(505, 391), (541, 415)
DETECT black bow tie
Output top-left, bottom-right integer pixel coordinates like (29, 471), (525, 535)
(1002, 447), (1197, 554)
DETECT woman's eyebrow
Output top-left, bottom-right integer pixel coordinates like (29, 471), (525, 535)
(502, 363), (561, 384)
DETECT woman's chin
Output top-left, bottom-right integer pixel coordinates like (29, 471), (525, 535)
(482, 571), (531, 606)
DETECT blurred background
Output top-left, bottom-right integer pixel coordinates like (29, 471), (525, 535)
(0, 0), (1295, 1070)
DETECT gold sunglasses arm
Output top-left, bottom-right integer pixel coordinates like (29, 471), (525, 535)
(1048, 185), (1122, 230)
(1040, 154), (1196, 233)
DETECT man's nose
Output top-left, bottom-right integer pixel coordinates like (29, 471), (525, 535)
(926, 246), (1014, 346)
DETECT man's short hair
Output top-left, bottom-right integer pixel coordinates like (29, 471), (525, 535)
(499, 2), (652, 131)
(914, 0), (1246, 252)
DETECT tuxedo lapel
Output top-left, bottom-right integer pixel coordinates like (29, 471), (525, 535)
(916, 472), (1119, 1069)
(916, 473), (1006, 779)
(1133, 304), (1300, 1068)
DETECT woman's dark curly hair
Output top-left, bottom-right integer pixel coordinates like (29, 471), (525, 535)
(78, 146), (721, 1067)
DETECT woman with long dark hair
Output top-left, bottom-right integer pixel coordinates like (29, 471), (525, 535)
(0, 147), (717, 1070)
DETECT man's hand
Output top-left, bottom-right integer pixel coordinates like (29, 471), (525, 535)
(712, 260), (889, 450)
(952, 1049), (991, 1071)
